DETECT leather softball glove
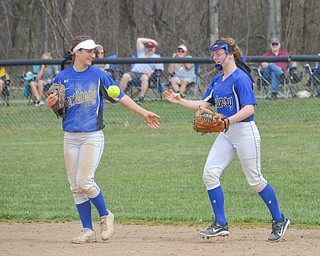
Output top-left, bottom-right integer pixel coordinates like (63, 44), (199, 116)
(193, 106), (230, 133)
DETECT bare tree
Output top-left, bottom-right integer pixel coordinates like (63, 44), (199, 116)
(11, 0), (37, 59)
(266, 0), (281, 41)
(208, 0), (219, 45)
(301, 0), (320, 54)
(1, 0), (320, 60)
(119, 0), (136, 54)
(62, 0), (75, 34)
(0, 0), (13, 58)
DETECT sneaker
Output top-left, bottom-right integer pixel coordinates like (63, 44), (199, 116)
(38, 100), (45, 106)
(34, 101), (40, 107)
(71, 228), (97, 244)
(200, 221), (229, 238)
(100, 211), (115, 241)
(268, 215), (290, 242)
(137, 96), (144, 105)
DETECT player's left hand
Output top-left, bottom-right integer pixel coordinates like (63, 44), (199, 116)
(163, 89), (181, 104)
(143, 111), (160, 129)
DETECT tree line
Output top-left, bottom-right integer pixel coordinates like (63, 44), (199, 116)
(1, 0), (320, 61)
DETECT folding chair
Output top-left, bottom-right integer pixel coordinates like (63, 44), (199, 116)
(1, 80), (10, 106)
(18, 72), (37, 105)
(119, 54), (164, 100)
(188, 63), (202, 99)
(116, 56), (140, 99)
(304, 63), (320, 97)
(166, 63), (202, 99)
(0, 68), (10, 106)
(253, 66), (292, 99)
(33, 65), (55, 95)
(147, 69), (163, 100)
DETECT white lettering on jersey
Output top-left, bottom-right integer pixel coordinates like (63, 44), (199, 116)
(67, 90), (96, 107)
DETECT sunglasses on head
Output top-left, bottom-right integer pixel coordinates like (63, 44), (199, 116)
(272, 43), (279, 46)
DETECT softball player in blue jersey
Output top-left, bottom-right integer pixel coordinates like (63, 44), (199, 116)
(164, 37), (290, 242)
(46, 35), (160, 244)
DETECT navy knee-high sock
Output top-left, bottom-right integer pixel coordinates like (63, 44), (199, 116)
(76, 200), (93, 230)
(258, 184), (282, 221)
(89, 191), (108, 217)
(207, 186), (227, 225)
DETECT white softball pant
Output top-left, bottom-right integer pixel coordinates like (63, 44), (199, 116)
(203, 121), (267, 192)
(64, 130), (104, 204)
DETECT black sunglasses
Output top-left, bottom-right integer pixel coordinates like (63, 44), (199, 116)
(177, 49), (185, 53)
(272, 43), (279, 46)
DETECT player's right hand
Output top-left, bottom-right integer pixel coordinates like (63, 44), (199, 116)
(163, 89), (182, 104)
(143, 111), (160, 129)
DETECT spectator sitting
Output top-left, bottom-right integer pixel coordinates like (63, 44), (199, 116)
(307, 57), (320, 97)
(167, 44), (196, 98)
(33, 52), (60, 106)
(314, 59), (320, 78)
(95, 46), (110, 71)
(262, 37), (296, 100)
(120, 37), (164, 105)
(0, 66), (11, 96)
(22, 71), (39, 104)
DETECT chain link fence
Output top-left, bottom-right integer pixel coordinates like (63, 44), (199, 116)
(1, 57), (320, 126)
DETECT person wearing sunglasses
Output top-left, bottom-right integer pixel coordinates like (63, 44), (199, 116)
(120, 37), (164, 105)
(167, 44), (196, 98)
(262, 37), (296, 100)
(164, 37), (290, 242)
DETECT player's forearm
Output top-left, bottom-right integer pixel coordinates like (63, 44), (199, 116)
(119, 95), (148, 117)
(136, 38), (157, 50)
(177, 99), (207, 111)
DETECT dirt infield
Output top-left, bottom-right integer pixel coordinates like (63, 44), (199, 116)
(1, 222), (320, 256)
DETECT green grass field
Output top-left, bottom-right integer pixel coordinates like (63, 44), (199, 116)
(0, 99), (319, 228)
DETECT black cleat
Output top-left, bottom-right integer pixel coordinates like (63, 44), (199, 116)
(268, 215), (290, 242)
(200, 221), (229, 238)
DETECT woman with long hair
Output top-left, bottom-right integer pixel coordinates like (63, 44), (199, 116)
(164, 37), (290, 242)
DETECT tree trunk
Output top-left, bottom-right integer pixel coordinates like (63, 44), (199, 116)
(61, 0), (76, 47)
(119, 0), (136, 54)
(267, 0), (281, 42)
(12, 0), (36, 59)
(208, 0), (219, 45)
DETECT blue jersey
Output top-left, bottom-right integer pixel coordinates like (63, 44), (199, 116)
(53, 66), (125, 132)
(202, 68), (256, 121)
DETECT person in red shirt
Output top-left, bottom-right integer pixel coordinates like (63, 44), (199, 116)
(262, 37), (295, 100)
